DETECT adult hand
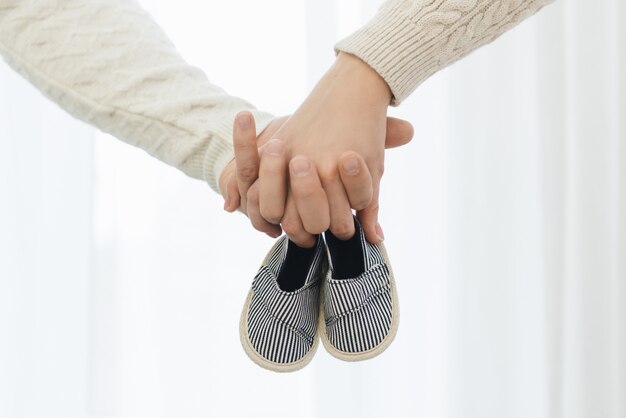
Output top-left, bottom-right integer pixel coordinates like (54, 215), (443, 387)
(223, 52), (403, 245)
(219, 110), (413, 245)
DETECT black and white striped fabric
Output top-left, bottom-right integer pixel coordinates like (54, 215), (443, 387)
(245, 236), (327, 365)
(322, 226), (394, 354)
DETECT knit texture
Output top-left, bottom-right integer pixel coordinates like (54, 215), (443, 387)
(336, 0), (555, 105)
(0, 0), (274, 193)
(0, 0), (555, 191)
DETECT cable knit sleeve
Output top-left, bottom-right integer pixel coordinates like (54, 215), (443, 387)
(336, 0), (555, 104)
(0, 0), (274, 193)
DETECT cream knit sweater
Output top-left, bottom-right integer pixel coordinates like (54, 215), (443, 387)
(0, 0), (553, 194)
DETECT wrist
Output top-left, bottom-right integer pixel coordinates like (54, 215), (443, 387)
(331, 52), (392, 107)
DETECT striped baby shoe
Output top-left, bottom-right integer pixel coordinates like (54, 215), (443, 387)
(240, 235), (327, 372)
(320, 218), (399, 361)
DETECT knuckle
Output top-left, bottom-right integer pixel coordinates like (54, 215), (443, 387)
(369, 202), (380, 215)
(330, 219), (354, 239)
(281, 218), (301, 236)
(250, 216), (267, 234)
(351, 195), (372, 211)
(305, 225), (326, 235)
(362, 202), (379, 219)
(237, 164), (257, 181)
(260, 206), (284, 225)
(304, 218), (329, 235)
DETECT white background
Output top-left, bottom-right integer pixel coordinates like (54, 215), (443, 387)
(1, 1), (625, 417)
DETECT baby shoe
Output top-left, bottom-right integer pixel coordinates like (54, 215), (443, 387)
(240, 235), (327, 372)
(320, 217), (399, 361)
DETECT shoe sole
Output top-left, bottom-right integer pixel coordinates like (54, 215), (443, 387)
(239, 239), (320, 373)
(319, 241), (399, 362)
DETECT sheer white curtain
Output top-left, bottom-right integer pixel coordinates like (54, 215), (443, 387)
(1, 1), (624, 417)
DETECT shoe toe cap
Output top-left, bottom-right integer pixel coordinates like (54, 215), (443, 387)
(247, 307), (315, 364)
(325, 288), (393, 353)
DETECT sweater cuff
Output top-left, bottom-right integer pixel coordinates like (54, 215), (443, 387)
(335, 0), (554, 105)
(335, 4), (442, 106)
(193, 109), (274, 195)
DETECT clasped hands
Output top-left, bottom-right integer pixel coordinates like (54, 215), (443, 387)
(218, 53), (414, 247)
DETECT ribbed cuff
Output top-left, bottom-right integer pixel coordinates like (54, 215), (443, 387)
(202, 109), (274, 195)
(335, 4), (442, 106)
(335, 0), (554, 105)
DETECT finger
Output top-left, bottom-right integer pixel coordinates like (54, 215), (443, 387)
(384, 117), (414, 149)
(225, 173), (241, 213)
(258, 139), (287, 224)
(338, 151), (373, 211)
(281, 197), (317, 248)
(289, 156), (330, 235)
(319, 170), (356, 240)
(246, 181), (282, 238)
(328, 180), (356, 240)
(357, 175), (384, 244)
(233, 111), (259, 211)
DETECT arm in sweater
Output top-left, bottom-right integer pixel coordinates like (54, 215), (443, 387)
(336, 0), (555, 104)
(0, 0), (274, 193)
(0, 0), (552, 198)
(219, 0), (554, 242)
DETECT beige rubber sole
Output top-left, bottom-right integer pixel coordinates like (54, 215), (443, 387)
(239, 239), (320, 373)
(319, 242), (400, 362)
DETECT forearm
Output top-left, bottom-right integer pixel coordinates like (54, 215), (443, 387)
(0, 0), (273, 193)
(336, 0), (555, 104)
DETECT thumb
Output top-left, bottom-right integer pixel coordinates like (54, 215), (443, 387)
(384, 117), (414, 149)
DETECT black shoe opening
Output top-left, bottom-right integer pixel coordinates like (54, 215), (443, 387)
(277, 238), (318, 292)
(324, 219), (366, 280)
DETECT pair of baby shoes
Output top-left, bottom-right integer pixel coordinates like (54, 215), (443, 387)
(239, 217), (399, 372)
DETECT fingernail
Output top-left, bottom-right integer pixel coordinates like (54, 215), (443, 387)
(291, 157), (310, 177)
(266, 232), (281, 239)
(264, 139), (283, 156)
(342, 157), (360, 176)
(223, 196), (230, 211)
(375, 223), (385, 242)
(237, 113), (251, 129)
